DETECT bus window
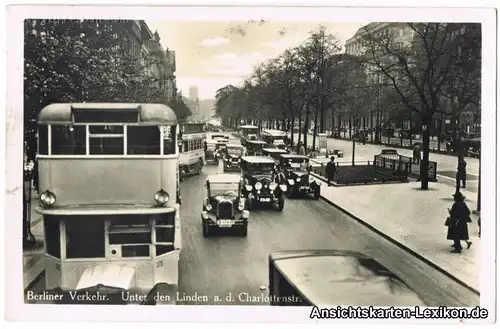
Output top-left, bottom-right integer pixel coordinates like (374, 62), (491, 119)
(65, 216), (105, 259)
(38, 125), (48, 155)
(89, 125), (124, 155)
(154, 212), (175, 256)
(51, 125), (86, 155)
(162, 125), (177, 155)
(107, 215), (151, 258)
(127, 126), (161, 155)
(183, 141), (188, 152)
(44, 216), (61, 258)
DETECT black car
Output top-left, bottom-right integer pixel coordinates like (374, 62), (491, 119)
(262, 148), (288, 165)
(241, 156), (286, 211)
(201, 174), (249, 237)
(279, 154), (321, 200)
(223, 144), (244, 172)
(245, 140), (267, 156)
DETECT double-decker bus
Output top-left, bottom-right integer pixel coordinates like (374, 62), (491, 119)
(261, 129), (287, 149)
(239, 124), (259, 146)
(178, 121), (206, 179)
(32, 103), (181, 304)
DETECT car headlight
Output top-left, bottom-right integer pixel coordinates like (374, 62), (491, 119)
(279, 184), (287, 191)
(269, 182), (277, 190)
(245, 185), (253, 192)
(40, 190), (56, 206)
(238, 201), (245, 211)
(154, 190), (169, 205)
(288, 179), (295, 186)
(205, 203), (212, 211)
(296, 178), (301, 182)
(255, 182), (262, 190)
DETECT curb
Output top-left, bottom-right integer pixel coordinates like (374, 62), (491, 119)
(311, 173), (480, 296)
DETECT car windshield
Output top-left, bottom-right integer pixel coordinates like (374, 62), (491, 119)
(274, 137), (284, 144)
(247, 163), (274, 175)
(284, 158), (309, 171)
(210, 182), (240, 196)
(216, 144), (227, 151)
(227, 146), (242, 155)
(249, 143), (263, 151)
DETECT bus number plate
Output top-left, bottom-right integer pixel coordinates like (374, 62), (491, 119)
(156, 260), (163, 268)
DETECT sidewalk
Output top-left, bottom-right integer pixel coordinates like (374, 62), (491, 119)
(23, 186), (45, 291)
(312, 174), (480, 293)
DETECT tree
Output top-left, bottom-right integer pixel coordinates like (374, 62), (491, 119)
(358, 23), (480, 190)
(24, 19), (178, 143)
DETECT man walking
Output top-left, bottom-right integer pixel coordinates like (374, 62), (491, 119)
(456, 156), (467, 189)
(326, 156), (337, 187)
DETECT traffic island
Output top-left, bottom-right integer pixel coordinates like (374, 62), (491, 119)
(311, 154), (410, 187)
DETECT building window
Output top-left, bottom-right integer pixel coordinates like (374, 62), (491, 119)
(66, 216), (105, 259)
(51, 125), (86, 155)
(89, 125), (124, 155)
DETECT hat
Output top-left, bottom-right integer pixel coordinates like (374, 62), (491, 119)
(452, 191), (465, 200)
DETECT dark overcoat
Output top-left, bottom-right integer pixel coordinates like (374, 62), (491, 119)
(446, 201), (471, 240)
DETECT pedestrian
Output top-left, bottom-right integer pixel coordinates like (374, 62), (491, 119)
(446, 191), (472, 253)
(325, 156), (337, 187)
(413, 143), (421, 164)
(456, 156), (467, 188)
(298, 143), (305, 155)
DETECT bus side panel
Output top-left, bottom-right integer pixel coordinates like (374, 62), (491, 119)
(39, 158), (164, 207)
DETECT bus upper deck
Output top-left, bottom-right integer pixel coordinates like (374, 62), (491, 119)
(36, 103), (180, 211)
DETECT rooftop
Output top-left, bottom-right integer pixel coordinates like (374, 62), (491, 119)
(241, 156), (276, 164)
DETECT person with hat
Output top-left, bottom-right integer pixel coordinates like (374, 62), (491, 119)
(446, 191), (472, 253)
(326, 156), (338, 187)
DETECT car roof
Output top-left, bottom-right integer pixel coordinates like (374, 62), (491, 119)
(207, 174), (241, 183)
(262, 129), (287, 136)
(240, 125), (258, 129)
(247, 140), (267, 144)
(263, 148), (287, 153)
(279, 153), (309, 160)
(269, 250), (426, 307)
(241, 156), (276, 164)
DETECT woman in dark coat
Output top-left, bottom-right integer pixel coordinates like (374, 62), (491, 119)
(447, 191), (472, 253)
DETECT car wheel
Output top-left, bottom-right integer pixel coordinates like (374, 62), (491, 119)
(277, 197), (285, 211)
(238, 224), (248, 237)
(202, 221), (209, 237)
(313, 187), (320, 200)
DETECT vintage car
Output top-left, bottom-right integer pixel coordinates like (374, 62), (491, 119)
(268, 249), (427, 306)
(279, 154), (321, 199)
(223, 144), (245, 172)
(201, 174), (249, 237)
(262, 148), (288, 164)
(204, 140), (228, 165)
(241, 156), (286, 211)
(246, 140), (267, 156)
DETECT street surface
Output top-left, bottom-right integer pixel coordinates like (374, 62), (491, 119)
(25, 136), (479, 307)
(175, 137), (478, 307)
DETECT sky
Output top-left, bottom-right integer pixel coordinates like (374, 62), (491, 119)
(146, 20), (366, 100)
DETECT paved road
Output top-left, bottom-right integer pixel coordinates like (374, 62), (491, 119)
(26, 136), (480, 307)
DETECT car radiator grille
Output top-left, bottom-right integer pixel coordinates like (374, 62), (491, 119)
(217, 201), (233, 219)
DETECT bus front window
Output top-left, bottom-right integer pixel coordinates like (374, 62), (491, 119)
(162, 125), (177, 155)
(51, 125), (86, 155)
(89, 126), (124, 155)
(127, 126), (160, 155)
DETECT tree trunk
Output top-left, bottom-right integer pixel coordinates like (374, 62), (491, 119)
(312, 104), (319, 150)
(419, 117), (432, 190)
(290, 117), (295, 146)
(348, 117), (352, 139)
(409, 114), (413, 146)
(337, 115), (342, 139)
(352, 118), (357, 167)
(297, 106), (302, 149)
(477, 158), (481, 211)
(303, 101), (310, 151)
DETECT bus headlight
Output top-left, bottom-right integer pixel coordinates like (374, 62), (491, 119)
(40, 190), (56, 206)
(279, 184), (287, 191)
(245, 185), (253, 192)
(255, 182), (262, 190)
(154, 190), (169, 205)
(269, 182), (277, 190)
(205, 204), (212, 211)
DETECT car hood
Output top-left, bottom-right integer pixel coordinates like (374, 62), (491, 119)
(213, 195), (237, 203)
